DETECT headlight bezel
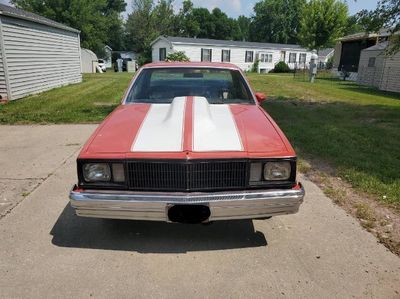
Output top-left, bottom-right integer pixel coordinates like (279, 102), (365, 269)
(78, 159), (127, 189)
(248, 158), (296, 187)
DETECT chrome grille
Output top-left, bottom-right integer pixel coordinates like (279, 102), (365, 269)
(127, 160), (248, 191)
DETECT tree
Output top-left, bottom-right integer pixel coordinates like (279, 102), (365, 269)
(343, 15), (364, 36)
(358, 0), (400, 53)
(250, 0), (306, 44)
(237, 15), (251, 41)
(104, 0), (127, 51)
(230, 19), (243, 41)
(125, 0), (177, 65)
(125, 0), (155, 64)
(174, 1), (245, 41)
(210, 8), (234, 40)
(11, 0), (126, 55)
(191, 7), (216, 38)
(152, 0), (176, 35)
(298, 0), (348, 50)
(174, 0), (200, 37)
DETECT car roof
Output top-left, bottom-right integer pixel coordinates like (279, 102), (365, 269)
(142, 62), (241, 70)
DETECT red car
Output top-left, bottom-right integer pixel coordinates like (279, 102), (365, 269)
(70, 62), (304, 223)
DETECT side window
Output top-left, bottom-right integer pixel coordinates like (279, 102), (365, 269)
(201, 49), (212, 62)
(221, 50), (231, 62)
(289, 53), (297, 63)
(299, 53), (307, 63)
(260, 54), (272, 63)
(245, 51), (254, 63)
(159, 48), (166, 61)
(368, 57), (376, 67)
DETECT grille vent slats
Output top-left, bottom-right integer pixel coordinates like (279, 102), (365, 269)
(127, 160), (247, 191)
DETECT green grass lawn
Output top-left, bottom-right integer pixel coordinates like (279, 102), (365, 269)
(1, 71), (399, 205)
(247, 73), (400, 206)
(0, 72), (133, 124)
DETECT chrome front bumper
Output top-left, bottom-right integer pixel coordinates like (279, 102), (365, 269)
(69, 184), (305, 222)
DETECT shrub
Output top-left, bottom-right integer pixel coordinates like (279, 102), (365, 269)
(137, 48), (152, 67)
(165, 51), (190, 62)
(326, 56), (334, 69)
(273, 61), (291, 73)
(251, 59), (260, 73)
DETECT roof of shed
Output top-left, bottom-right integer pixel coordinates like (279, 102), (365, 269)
(363, 41), (389, 51)
(337, 29), (391, 42)
(155, 36), (307, 51)
(81, 48), (97, 56)
(0, 4), (80, 33)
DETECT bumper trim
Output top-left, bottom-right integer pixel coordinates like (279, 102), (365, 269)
(69, 184), (305, 222)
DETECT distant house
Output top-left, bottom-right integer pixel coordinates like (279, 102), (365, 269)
(332, 29), (391, 80)
(103, 45), (112, 68)
(0, 4), (82, 101)
(357, 41), (400, 93)
(317, 48), (334, 68)
(117, 51), (136, 60)
(151, 36), (313, 73)
(112, 51), (137, 68)
(81, 49), (98, 73)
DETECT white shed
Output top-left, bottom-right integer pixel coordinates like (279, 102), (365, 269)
(0, 4), (82, 101)
(81, 48), (98, 73)
(151, 36), (313, 73)
(358, 41), (400, 93)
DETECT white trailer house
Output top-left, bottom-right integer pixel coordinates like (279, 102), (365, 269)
(151, 36), (313, 73)
(0, 4), (82, 101)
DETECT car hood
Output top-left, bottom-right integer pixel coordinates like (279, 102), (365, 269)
(80, 97), (295, 159)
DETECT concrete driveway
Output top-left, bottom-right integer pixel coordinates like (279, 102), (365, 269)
(0, 125), (399, 299)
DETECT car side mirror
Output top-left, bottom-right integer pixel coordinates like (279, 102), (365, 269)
(255, 92), (267, 103)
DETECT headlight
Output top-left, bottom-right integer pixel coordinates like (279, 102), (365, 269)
(263, 162), (291, 181)
(83, 163), (111, 182)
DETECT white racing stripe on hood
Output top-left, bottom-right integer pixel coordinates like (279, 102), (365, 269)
(193, 97), (243, 152)
(131, 97), (186, 152)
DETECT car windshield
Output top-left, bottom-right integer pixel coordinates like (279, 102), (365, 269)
(98, 60), (104, 63)
(125, 67), (254, 104)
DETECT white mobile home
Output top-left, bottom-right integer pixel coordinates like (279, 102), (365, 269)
(0, 4), (82, 101)
(151, 36), (313, 73)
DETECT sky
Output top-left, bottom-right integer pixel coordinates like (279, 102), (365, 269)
(0, 0), (380, 18)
